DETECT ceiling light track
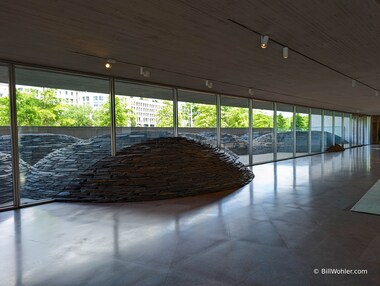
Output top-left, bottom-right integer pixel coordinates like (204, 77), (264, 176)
(227, 19), (377, 93)
(71, 51), (360, 110)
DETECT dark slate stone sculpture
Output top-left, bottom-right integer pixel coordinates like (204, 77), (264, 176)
(55, 137), (254, 202)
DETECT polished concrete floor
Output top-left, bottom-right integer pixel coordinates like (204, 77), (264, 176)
(1, 146), (380, 286)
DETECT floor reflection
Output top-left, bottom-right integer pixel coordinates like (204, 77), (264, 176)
(14, 211), (22, 286)
(1, 146), (380, 285)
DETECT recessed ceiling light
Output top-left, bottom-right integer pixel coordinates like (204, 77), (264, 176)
(261, 35), (269, 49)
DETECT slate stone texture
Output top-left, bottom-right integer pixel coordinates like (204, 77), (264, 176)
(55, 137), (254, 202)
(0, 134), (80, 165)
(1, 130), (343, 204)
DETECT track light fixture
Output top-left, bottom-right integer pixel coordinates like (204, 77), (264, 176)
(105, 59), (116, 69)
(205, 80), (213, 88)
(260, 35), (269, 49)
(249, 88), (254, 96)
(283, 47), (289, 59)
(140, 67), (150, 78)
(352, 79), (356, 87)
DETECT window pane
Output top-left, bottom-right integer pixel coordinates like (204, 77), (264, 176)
(221, 95), (249, 165)
(334, 112), (343, 145)
(358, 116), (362, 145)
(311, 108), (322, 153)
(178, 90), (217, 146)
(359, 116), (365, 145)
(15, 67), (110, 204)
(0, 65), (13, 208)
(352, 115), (358, 146)
(253, 100), (274, 163)
(366, 116), (371, 145)
(324, 110), (333, 150)
(362, 116), (366, 145)
(343, 113), (350, 148)
(276, 103), (294, 160)
(115, 81), (173, 150)
(295, 106), (309, 156)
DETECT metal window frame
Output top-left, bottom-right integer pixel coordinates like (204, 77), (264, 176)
(321, 110), (325, 152)
(173, 88), (178, 137)
(216, 94), (221, 148)
(332, 111), (335, 146)
(249, 99), (253, 165)
(9, 64), (20, 208)
(273, 103), (277, 161)
(308, 108), (312, 154)
(293, 105), (296, 157)
(110, 78), (116, 156)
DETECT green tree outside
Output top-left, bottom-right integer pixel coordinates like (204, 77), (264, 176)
(94, 97), (136, 127)
(276, 113), (288, 131)
(155, 101), (174, 127)
(1, 89), (281, 130)
(59, 105), (93, 126)
(295, 114), (309, 131)
(179, 102), (199, 127)
(0, 89), (137, 127)
(174, 103), (250, 128)
(192, 104), (216, 127)
(0, 96), (10, 125)
(221, 106), (249, 128)
(253, 112), (273, 128)
(16, 89), (65, 126)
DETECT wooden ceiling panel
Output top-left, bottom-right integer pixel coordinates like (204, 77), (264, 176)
(0, 0), (379, 114)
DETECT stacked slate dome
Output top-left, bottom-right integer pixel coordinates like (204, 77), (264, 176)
(56, 137), (254, 202)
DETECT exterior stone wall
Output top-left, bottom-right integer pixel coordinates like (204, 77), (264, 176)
(0, 134), (80, 165)
(252, 131), (345, 154)
(55, 137), (254, 202)
(0, 152), (29, 204)
(0, 129), (342, 204)
(21, 135), (112, 199)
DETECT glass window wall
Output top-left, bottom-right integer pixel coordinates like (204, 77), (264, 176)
(310, 108), (322, 153)
(359, 116), (366, 145)
(1, 62), (373, 209)
(276, 103), (294, 160)
(358, 115), (362, 146)
(178, 90), (217, 146)
(252, 100), (274, 163)
(295, 106), (309, 157)
(352, 115), (358, 146)
(334, 112), (343, 145)
(365, 116), (371, 145)
(115, 81), (173, 151)
(220, 96), (249, 164)
(343, 113), (350, 148)
(0, 65), (13, 208)
(15, 67), (111, 204)
(324, 110), (333, 150)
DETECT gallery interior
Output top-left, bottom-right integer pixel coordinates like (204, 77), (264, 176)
(1, 1), (380, 285)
